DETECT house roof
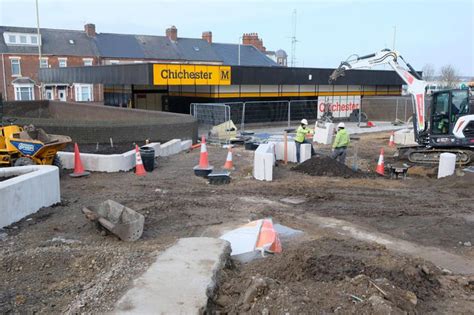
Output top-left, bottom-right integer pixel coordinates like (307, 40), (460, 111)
(0, 26), (98, 56)
(0, 25), (279, 67)
(211, 43), (278, 67)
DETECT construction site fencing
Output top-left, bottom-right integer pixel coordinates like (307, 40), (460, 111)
(360, 96), (414, 123)
(190, 100), (321, 133)
(190, 103), (234, 143)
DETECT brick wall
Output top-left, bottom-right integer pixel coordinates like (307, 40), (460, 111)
(3, 100), (198, 144)
(0, 54), (102, 102)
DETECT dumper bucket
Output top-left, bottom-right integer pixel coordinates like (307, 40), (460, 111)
(82, 200), (145, 241)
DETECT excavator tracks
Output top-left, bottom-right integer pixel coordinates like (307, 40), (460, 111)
(400, 147), (472, 165)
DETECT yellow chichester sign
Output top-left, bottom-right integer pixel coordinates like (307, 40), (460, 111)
(153, 64), (231, 85)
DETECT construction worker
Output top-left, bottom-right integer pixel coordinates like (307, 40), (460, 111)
(295, 119), (316, 163)
(331, 122), (350, 163)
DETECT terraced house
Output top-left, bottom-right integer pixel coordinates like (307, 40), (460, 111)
(0, 24), (283, 104)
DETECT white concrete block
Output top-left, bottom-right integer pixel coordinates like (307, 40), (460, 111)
(394, 129), (417, 145)
(115, 237), (230, 314)
(253, 143), (275, 181)
(438, 153), (456, 179)
(0, 165), (60, 228)
(313, 122), (335, 145)
(58, 142), (162, 173)
(269, 140), (297, 163)
(180, 140), (192, 151)
(300, 143), (312, 163)
(159, 139), (182, 157)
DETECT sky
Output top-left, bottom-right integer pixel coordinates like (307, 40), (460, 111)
(1, 0), (473, 76)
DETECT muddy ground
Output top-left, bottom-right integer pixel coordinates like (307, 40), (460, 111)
(0, 132), (473, 313)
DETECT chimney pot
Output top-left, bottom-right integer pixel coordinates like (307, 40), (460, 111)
(202, 31), (212, 43)
(166, 25), (178, 42)
(84, 23), (96, 37)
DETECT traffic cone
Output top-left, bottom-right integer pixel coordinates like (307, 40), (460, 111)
(388, 131), (395, 147)
(193, 135), (213, 177)
(375, 148), (385, 176)
(69, 143), (90, 178)
(134, 145), (146, 176)
(223, 146), (234, 170)
(198, 135), (210, 168)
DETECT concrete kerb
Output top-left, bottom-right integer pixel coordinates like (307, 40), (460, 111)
(57, 139), (192, 173)
(0, 165), (60, 228)
(115, 237), (231, 314)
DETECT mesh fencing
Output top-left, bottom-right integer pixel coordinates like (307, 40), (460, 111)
(190, 103), (233, 143)
(360, 96), (414, 122)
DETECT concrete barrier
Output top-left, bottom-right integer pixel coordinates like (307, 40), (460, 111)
(253, 143), (276, 181)
(394, 129), (417, 145)
(160, 139), (182, 157)
(313, 122), (335, 145)
(115, 237), (230, 314)
(269, 140), (297, 163)
(181, 140), (192, 151)
(58, 142), (162, 173)
(58, 139), (192, 172)
(300, 143), (312, 163)
(0, 165), (60, 228)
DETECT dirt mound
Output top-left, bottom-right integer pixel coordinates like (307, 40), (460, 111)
(210, 238), (443, 314)
(293, 155), (364, 178)
(434, 172), (474, 189)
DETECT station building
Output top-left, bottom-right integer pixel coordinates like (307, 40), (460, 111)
(39, 62), (405, 122)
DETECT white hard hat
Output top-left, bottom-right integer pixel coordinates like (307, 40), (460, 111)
(301, 119), (308, 125)
(337, 122), (345, 128)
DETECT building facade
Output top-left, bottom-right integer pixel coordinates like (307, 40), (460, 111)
(1, 24), (281, 104)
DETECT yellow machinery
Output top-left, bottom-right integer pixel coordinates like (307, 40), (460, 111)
(0, 118), (71, 167)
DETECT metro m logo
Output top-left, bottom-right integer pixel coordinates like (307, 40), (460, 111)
(220, 70), (230, 80)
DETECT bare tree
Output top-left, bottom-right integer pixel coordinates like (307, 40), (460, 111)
(439, 65), (460, 88)
(422, 64), (436, 81)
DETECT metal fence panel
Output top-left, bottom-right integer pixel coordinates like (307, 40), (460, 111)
(190, 103), (232, 143)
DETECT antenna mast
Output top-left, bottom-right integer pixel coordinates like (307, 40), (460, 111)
(290, 9), (297, 67)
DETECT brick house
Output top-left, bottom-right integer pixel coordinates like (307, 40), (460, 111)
(1, 24), (283, 104)
(0, 25), (100, 102)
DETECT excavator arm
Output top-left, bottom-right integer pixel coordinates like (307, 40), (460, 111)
(329, 49), (427, 136)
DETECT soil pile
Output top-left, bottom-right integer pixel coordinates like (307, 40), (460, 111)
(209, 238), (444, 314)
(435, 172), (474, 189)
(293, 155), (363, 178)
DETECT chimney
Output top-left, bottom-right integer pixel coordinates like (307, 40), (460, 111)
(84, 23), (96, 37)
(202, 31), (212, 44)
(242, 32), (265, 52)
(166, 25), (178, 42)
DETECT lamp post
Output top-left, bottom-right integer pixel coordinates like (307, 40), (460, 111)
(238, 36), (242, 66)
(35, 0), (43, 100)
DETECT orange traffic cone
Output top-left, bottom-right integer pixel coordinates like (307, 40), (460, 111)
(193, 135), (214, 177)
(70, 143), (90, 178)
(223, 146), (234, 170)
(375, 148), (385, 176)
(198, 135), (210, 168)
(134, 145), (146, 176)
(388, 131), (395, 147)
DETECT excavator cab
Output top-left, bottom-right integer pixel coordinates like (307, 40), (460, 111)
(431, 89), (470, 136)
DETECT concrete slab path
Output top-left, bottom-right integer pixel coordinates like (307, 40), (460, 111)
(115, 237), (230, 314)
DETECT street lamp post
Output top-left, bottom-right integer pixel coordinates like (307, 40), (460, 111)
(238, 36), (242, 66)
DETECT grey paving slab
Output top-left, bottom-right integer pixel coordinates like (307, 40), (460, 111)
(115, 237), (230, 315)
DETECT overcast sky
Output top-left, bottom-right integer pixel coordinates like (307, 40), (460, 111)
(1, 0), (473, 76)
